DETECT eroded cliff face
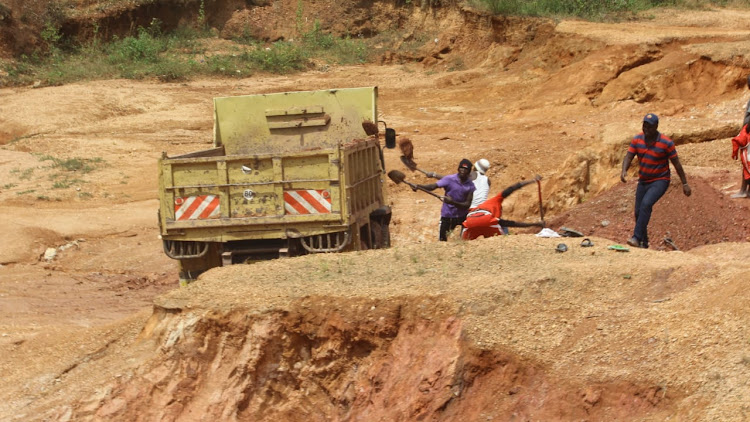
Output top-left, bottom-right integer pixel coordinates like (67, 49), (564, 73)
(48, 295), (672, 421)
(12, 233), (750, 421)
(0, 0), (457, 57)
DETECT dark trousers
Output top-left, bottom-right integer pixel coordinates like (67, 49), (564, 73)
(439, 216), (466, 241)
(633, 179), (669, 248)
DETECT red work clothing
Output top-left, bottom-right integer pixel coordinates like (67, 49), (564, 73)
(732, 125), (750, 180)
(461, 192), (506, 240)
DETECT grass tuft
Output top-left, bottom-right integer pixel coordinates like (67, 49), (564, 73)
(38, 155), (104, 173)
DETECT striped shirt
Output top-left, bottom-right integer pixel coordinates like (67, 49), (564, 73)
(628, 132), (677, 182)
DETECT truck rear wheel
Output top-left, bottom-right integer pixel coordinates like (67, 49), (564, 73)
(177, 242), (222, 286)
(368, 206), (392, 249)
(368, 218), (391, 249)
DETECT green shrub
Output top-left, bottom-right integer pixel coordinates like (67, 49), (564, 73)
(153, 55), (195, 81)
(333, 37), (370, 64)
(302, 21), (336, 49)
(205, 54), (240, 75)
(246, 42), (306, 73)
(300, 22), (370, 64)
(41, 21), (63, 50)
(108, 28), (165, 64)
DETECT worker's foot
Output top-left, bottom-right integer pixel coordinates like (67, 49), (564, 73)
(626, 236), (641, 248)
(730, 192), (748, 198)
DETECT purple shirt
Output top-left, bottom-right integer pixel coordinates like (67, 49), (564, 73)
(436, 174), (476, 218)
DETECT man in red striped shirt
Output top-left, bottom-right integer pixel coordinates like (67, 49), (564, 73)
(620, 113), (691, 248)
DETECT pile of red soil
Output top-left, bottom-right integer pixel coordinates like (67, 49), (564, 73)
(550, 175), (750, 251)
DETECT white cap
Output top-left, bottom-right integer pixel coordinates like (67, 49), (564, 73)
(474, 158), (490, 174)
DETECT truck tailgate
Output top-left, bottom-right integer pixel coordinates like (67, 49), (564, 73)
(159, 149), (344, 233)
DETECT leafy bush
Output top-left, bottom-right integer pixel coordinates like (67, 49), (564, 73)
(300, 21), (371, 64)
(246, 42), (306, 73)
(108, 27), (167, 64)
(153, 56), (196, 81)
(331, 36), (370, 64)
(204, 54), (246, 76)
(302, 22), (336, 49)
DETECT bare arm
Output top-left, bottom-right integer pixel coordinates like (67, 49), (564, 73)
(498, 219), (545, 228)
(670, 156), (691, 197)
(426, 172), (445, 179)
(621, 151), (635, 183)
(446, 191), (473, 209)
(501, 176), (539, 198)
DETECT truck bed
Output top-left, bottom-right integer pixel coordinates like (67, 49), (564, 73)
(158, 138), (384, 242)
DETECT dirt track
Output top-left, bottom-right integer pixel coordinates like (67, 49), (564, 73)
(3, 4), (750, 420)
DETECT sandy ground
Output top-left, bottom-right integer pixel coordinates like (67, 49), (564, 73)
(3, 4), (750, 420)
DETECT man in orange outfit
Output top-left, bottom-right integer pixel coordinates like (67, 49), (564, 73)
(731, 124), (750, 198)
(461, 175), (545, 240)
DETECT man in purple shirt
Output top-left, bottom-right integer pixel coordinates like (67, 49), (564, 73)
(417, 158), (476, 241)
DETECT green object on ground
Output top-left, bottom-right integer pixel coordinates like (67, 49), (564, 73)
(608, 244), (630, 252)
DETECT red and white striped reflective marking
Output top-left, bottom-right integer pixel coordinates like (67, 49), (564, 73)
(284, 189), (331, 215)
(174, 195), (220, 220)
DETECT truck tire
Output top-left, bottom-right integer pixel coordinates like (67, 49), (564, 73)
(369, 219), (391, 249)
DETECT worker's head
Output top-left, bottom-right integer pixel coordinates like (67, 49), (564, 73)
(642, 113), (659, 137)
(458, 158), (472, 181)
(474, 158), (490, 175)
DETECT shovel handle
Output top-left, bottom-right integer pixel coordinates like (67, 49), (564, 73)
(400, 155), (433, 177)
(417, 186), (445, 201)
(537, 179), (545, 222)
(402, 180), (445, 201)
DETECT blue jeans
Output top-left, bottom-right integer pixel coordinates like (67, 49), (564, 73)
(633, 179), (669, 248)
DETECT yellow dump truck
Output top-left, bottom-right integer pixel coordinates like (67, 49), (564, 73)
(157, 87), (396, 283)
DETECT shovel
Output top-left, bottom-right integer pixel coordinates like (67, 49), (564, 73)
(400, 155), (433, 177)
(387, 170), (444, 201)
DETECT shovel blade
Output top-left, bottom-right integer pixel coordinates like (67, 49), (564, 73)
(400, 155), (418, 171)
(387, 170), (406, 184)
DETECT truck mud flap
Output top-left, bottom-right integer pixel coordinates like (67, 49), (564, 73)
(300, 232), (350, 253)
(163, 239), (210, 259)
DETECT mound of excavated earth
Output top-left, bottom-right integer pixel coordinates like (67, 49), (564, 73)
(7, 236), (750, 421)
